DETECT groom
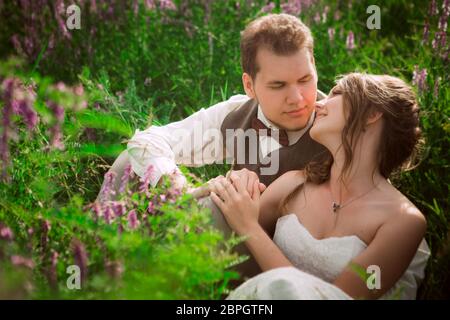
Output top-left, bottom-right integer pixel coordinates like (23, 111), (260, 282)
(99, 13), (327, 279)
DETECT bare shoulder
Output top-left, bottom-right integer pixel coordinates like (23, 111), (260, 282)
(377, 185), (427, 239)
(276, 169), (305, 184)
(268, 170), (306, 194)
(261, 170), (306, 212)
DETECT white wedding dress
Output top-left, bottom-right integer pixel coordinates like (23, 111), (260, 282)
(227, 213), (431, 300)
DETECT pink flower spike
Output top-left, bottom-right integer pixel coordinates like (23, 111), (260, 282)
(128, 210), (140, 230)
(139, 164), (154, 194)
(119, 163), (133, 194)
(346, 31), (355, 50)
(11, 255), (35, 269)
(328, 28), (335, 42)
(147, 201), (155, 214)
(0, 225), (14, 241)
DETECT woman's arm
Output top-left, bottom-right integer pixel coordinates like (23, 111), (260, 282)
(333, 205), (427, 299)
(238, 223), (294, 272)
(209, 171), (305, 271)
(258, 170), (306, 237)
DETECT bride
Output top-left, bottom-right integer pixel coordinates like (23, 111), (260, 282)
(208, 72), (430, 300)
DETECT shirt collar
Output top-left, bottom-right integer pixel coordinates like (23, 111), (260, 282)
(257, 105), (315, 145)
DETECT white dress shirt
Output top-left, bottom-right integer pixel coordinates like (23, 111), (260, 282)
(127, 94), (315, 186)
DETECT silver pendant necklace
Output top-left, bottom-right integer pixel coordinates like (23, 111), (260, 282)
(331, 182), (380, 213)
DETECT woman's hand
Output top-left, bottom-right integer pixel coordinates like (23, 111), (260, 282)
(209, 174), (261, 236)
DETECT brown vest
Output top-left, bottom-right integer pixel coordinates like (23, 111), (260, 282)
(220, 99), (327, 187)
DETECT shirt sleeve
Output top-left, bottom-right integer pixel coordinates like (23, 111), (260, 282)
(127, 94), (250, 186)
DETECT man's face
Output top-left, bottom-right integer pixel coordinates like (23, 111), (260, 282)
(243, 47), (318, 131)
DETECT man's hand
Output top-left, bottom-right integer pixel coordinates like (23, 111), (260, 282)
(188, 169), (266, 200)
(227, 169), (266, 195)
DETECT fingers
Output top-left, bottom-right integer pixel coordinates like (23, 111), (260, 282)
(207, 175), (224, 194)
(229, 169), (262, 196)
(229, 173), (247, 195)
(220, 177), (237, 200)
(259, 182), (267, 193)
(232, 169), (249, 194)
(246, 172), (257, 195)
(210, 192), (225, 212)
(209, 176), (235, 202)
(252, 179), (261, 201)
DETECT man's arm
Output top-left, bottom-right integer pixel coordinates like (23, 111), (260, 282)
(127, 94), (250, 186)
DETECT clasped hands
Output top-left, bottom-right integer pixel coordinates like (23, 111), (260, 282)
(206, 169), (266, 236)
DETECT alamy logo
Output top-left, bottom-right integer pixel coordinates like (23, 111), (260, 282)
(66, 265), (81, 290)
(66, 4), (81, 30)
(366, 265), (381, 290)
(367, 5), (381, 30)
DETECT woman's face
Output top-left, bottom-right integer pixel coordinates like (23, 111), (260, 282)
(310, 87), (347, 146)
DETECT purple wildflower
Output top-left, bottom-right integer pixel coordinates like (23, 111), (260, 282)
(133, 0), (139, 15)
(0, 225), (13, 241)
(334, 10), (341, 21)
(103, 204), (113, 224)
(119, 163), (134, 194)
(280, 1), (302, 16)
(314, 12), (321, 24)
(11, 255), (35, 269)
(100, 171), (117, 201)
(328, 28), (335, 42)
(111, 201), (126, 218)
(322, 5), (330, 23)
(422, 21), (430, 44)
(46, 101), (65, 150)
(3, 78), (38, 132)
(144, 0), (156, 10)
(139, 164), (154, 194)
(147, 201), (155, 214)
(40, 220), (51, 254)
(127, 209), (140, 230)
(90, 0), (97, 13)
(159, 0), (176, 10)
(438, 17), (448, 33)
(48, 124), (64, 150)
(49, 250), (59, 288)
(16, 99), (38, 130)
(1, 78), (15, 179)
(50, 103), (65, 122)
(261, 2), (275, 13)
(433, 77), (440, 98)
(429, 0), (439, 16)
(72, 239), (88, 282)
(428, 0), (439, 16)
(11, 34), (22, 55)
(54, 0), (72, 40)
(346, 31), (355, 50)
(412, 66), (428, 93)
(85, 201), (103, 221)
(105, 260), (124, 278)
(440, 31), (447, 48)
(73, 84), (84, 96)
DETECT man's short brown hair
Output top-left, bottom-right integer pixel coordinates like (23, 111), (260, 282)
(240, 13), (314, 79)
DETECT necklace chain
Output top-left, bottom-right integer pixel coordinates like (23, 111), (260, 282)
(331, 183), (379, 213)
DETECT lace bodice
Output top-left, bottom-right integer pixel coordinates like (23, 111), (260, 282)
(273, 213), (430, 299)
